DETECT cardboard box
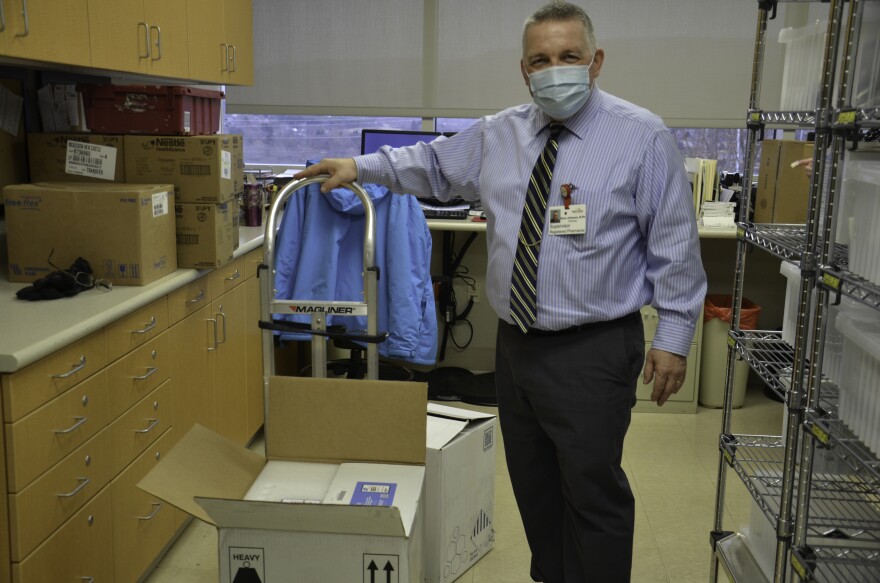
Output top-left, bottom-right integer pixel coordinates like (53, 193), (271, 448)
(139, 377), (428, 583)
(27, 133), (126, 183)
(124, 134), (239, 204)
(426, 404), (496, 583)
(3, 182), (176, 285)
(175, 202), (235, 269)
(754, 139), (814, 223)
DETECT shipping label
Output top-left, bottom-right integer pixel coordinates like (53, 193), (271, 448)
(151, 192), (170, 217)
(222, 150), (232, 179)
(65, 140), (117, 180)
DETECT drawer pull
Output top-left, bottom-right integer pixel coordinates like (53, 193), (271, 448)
(52, 355), (87, 379)
(132, 366), (159, 381)
(54, 416), (87, 435)
(187, 289), (206, 304)
(150, 24), (162, 61)
(56, 477), (90, 498)
(135, 418), (160, 434)
(137, 21), (149, 58)
(225, 269), (242, 282)
(15, 0), (28, 38)
(136, 502), (163, 521)
(133, 316), (157, 335)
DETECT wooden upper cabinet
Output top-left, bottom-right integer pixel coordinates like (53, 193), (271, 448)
(186, 0), (225, 83)
(89, 0), (188, 78)
(186, 0), (252, 85)
(223, 0), (253, 85)
(0, 0), (91, 66)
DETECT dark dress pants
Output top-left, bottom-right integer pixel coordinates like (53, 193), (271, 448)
(495, 313), (644, 583)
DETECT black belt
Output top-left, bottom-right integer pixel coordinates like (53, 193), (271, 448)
(512, 311), (641, 337)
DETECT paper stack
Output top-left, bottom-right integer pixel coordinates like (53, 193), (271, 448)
(700, 201), (736, 229)
(685, 157), (719, 218)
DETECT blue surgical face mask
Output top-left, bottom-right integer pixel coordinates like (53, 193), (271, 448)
(528, 62), (593, 120)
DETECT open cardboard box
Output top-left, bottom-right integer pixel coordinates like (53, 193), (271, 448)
(140, 376), (427, 583)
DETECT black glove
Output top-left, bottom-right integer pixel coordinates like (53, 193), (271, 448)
(16, 257), (97, 301)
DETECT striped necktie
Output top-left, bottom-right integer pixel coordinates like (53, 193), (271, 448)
(509, 123), (564, 333)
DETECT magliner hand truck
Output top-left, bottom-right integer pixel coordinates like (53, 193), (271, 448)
(257, 176), (389, 427)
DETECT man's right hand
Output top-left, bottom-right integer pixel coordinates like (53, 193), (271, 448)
(292, 158), (358, 193)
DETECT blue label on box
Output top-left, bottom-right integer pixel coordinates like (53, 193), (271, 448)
(350, 482), (397, 506)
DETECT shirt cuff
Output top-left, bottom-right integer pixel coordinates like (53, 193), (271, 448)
(354, 154), (384, 186)
(651, 319), (697, 357)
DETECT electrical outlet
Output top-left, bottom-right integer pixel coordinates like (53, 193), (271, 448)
(469, 282), (481, 303)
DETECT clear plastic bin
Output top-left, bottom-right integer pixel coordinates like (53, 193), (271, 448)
(852, 0), (880, 109)
(835, 308), (880, 456)
(779, 261), (816, 349)
(779, 20), (827, 111)
(838, 153), (880, 285)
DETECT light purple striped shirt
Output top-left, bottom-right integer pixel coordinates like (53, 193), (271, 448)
(355, 87), (707, 356)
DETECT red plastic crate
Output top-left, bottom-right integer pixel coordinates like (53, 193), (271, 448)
(80, 84), (224, 135)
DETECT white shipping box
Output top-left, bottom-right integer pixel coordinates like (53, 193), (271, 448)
(139, 377), (428, 583)
(426, 403), (497, 583)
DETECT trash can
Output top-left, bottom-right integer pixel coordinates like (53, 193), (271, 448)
(699, 295), (761, 408)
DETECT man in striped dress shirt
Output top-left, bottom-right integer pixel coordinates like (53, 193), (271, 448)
(296, 3), (706, 581)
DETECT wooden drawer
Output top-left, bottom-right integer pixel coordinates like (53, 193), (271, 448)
(2, 330), (106, 423)
(8, 427), (115, 561)
(210, 255), (246, 299)
(636, 342), (699, 403)
(108, 380), (172, 476)
(13, 486), (114, 583)
(111, 428), (176, 583)
(244, 246), (264, 279)
(168, 275), (212, 326)
(105, 334), (171, 419)
(6, 372), (110, 492)
(105, 297), (169, 363)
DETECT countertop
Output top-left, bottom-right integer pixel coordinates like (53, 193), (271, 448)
(0, 224), (265, 373)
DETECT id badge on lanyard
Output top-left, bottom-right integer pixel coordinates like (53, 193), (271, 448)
(548, 183), (586, 236)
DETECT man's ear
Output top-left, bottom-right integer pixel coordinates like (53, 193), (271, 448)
(590, 48), (605, 79)
(521, 60), (532, 93)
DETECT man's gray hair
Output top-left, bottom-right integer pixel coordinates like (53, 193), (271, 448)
(523, 2), (597, 56)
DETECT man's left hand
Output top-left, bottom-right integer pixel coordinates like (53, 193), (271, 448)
(642, 348), (688, 406)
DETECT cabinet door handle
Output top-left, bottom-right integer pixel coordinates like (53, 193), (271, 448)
(225, 269), (241, 282)
(1, 0), (6, 32)
(187, 289), (206, 304)
(217, 312), (227, 344)
(138, 21), (150, 58)
(131, 366), (158, 381)
(134, 418), (160, 434)
(220, 43), (229, 72)
(133, 316), (157, 335)
(207, 318), (218, 350)
(56, 477), (90, 498)
(229, 44), (236, 72)
(150, 25), (161, 61)
(54, 416), (87, 435)
(52, 355), (87, 379)
(136, 502), (163, 521)
(14, 0), (28, 37)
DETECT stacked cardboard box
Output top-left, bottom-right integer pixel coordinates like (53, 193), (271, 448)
(3, 182), (176, 285)
(755, 139), (815, 223)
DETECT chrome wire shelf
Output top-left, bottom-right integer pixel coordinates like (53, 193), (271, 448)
(819, 266), (880, 311)
(738, 224), (808, 262)
(806, 407), (880, 493)
(720, 435), (880, 544)
(756, 110), (819, 127)
(831, 107), (880, 130)
(791, 544), (880, 583)
(731, 331), (795, 401)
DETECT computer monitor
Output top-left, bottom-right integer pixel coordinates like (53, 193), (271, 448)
(360, 129), (444, 155)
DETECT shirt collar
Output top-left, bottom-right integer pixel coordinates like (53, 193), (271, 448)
(529, 84), (603, 140)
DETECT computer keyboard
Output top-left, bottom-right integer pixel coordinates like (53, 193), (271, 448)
(421, 207), (470, 220)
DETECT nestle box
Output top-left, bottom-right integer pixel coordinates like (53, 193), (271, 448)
(139, 377), (428, 583)
(28, 133), (125, 182)
(3, 182), (176, 285)
(124, 135), (238, 203)
(426, 404), (497, 583)
(175, 202), (235, 269)
(754, 139), (814, 223)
